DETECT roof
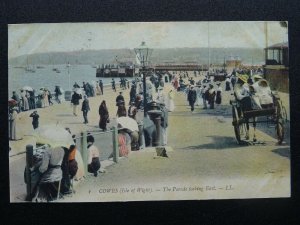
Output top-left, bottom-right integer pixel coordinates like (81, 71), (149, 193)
(265, 42), (288, 50)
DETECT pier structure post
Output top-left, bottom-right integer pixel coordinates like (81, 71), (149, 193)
(112, 126), (119, 163)
(25, 145), (33, 201)
(80, 131), (88, 176)
(138, 121), (145, 149)
(148, 110), (162, 146)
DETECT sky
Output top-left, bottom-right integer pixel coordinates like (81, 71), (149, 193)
(8, 21), (288, 59)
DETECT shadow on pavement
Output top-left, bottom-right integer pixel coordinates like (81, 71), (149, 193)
(182, 136), (247, 150)
(56, 113), (74, 117)
(272, 147), (290, 159)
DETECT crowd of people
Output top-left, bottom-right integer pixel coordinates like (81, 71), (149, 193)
(11, 66), (275, 202)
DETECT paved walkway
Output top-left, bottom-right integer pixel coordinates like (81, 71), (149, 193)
(57, 77), (290, 202)
(9, 75), (291, 202)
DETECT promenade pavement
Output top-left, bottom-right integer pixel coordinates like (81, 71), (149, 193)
(9, 74), (290, 202)
(57, 75), (290, 202)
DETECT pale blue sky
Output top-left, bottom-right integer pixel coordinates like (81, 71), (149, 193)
(8, 21), (287, 59)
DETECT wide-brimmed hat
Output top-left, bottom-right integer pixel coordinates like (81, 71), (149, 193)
(238, 75), (248, 83)
(253, 74), (263, 80)
(258, 79), (269, 87)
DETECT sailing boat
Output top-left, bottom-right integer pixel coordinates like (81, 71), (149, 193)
(25, 56), (36, 73)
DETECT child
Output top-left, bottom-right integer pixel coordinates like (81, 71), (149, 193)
(30, 110), (39, 129)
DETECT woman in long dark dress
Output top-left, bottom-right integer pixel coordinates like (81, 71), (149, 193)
(99, 100), (109, 131)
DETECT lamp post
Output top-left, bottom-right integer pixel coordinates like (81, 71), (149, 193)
(134, 41), (153, 116)
(67, 62), (71, 90)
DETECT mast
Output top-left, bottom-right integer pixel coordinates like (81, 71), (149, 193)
(207, 21), (210, 74)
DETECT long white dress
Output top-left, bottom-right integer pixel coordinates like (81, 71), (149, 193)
(167, 91), (175, 112)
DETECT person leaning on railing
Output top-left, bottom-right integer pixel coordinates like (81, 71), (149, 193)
(87, 135), (100, 177)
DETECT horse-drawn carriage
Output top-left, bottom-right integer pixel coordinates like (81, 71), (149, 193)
(230, 86), (287, 145)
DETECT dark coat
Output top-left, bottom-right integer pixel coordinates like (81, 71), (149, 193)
(99, 106), (109, 130)
(188, 89), (197, 103)
(30, 112), (39, 129)
(81, 99), (90, 112)
(116, 95), (125, 104)
(71, 92), (82, 105)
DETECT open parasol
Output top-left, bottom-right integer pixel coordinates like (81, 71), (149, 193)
(22, 86), (34, 91)
(73, 87), (84, 95)
(32, 124), (75, 148)
(8, 99), (18, 107)
(116, 117), (139, 132)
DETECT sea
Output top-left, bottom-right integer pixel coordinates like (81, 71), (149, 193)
(8, 64), (134, 95)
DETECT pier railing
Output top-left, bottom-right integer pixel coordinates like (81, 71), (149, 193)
(24, 126), (119, 201)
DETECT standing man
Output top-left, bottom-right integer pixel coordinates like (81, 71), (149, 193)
(201, 84), (208, 109)
(215, 82), (222, 112)
(54, 86), (62, 104)
(129, 84), (136, 104)
(99, 80), (104, 95)
(208, 84), (216, 109)
(30, 90), (36, 109)
(116, 91), (125, 106)
(71, 90), (82, 116)
(187, 85), (197, 112)
(81, 95), (90, 124)
(30, 110), (39, 129)
(111, 78), (116, 92)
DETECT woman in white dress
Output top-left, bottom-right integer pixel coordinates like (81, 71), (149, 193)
(167, 89), (175, 112)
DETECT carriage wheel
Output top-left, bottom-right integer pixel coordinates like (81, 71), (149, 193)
(276, 121), (284, 144)
(232, 106), (241, 144)
(274, 99), (285, 144)
(281, 105), (288, 124)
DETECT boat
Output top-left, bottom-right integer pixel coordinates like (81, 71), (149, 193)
(25, 56), (36, 73)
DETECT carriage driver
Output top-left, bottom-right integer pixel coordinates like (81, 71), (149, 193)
(234, 74), (253, 111)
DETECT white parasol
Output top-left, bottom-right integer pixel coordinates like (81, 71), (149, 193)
(116, 117), (139, 132)
(32, 124), (75, 148)
(22, 86), (34, 91)
(73, 87), (84, 95)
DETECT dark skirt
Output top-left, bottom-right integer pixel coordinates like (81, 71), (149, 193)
(88, 157), (101, 174)
(215, 91), (222, 104)
(68, 159), (78, 179)
(225, 81), (231, 91)
(99, 115), (108, 130)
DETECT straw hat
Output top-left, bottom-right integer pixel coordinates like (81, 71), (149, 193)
(253, 74), (263, 80)
(238, 75), (248, 83)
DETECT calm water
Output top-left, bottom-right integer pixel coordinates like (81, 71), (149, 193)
(8, 64), (133, 95)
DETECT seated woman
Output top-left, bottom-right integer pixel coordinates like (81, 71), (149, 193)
(234, 75), (252, 112)
(87, 135), (101, 177)
(254, 79), (273, 109)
